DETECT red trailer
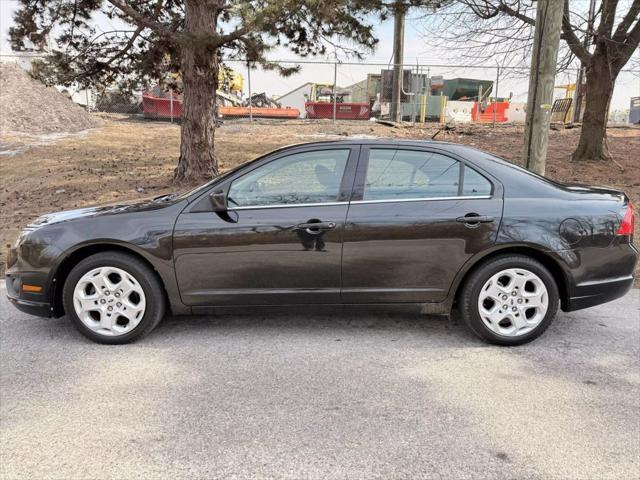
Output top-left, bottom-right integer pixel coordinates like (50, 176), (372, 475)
(305, 102), (370, 120)
(142, 92), (183, 120)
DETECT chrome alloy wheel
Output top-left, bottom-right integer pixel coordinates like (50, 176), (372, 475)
(73, 266), (146, 336)
(477, 268), (549, 337)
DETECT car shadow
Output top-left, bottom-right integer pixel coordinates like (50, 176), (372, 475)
(149, 309), (482, 345)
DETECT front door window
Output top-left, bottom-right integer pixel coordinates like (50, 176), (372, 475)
(228, 149), (350, 207)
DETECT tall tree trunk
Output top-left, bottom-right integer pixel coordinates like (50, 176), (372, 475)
(571, 51), (617, 162)
(174, 0), (219, 183)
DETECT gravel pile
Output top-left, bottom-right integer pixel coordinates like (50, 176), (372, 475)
(0, 63), (102, 135)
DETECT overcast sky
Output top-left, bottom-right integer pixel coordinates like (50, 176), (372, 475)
(1, 0), (637, 110)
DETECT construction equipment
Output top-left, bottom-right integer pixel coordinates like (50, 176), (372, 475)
(142, 66), (299, 120)
(243, 92), (281, 108)
(551, 98), (573, 123)
(554, 83), (584, 123)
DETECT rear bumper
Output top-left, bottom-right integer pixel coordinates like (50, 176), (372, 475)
(563, 242), (637, 312)
(565, 275), (635, 312)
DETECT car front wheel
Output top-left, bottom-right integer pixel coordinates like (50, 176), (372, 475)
(62, 251), (166, 344)
(459, 255), (559, 346)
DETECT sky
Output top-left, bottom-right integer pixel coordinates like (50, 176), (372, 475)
(1, 0), (638, 110)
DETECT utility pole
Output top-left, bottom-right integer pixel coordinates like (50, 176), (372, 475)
(390, 1), (406, 123)
(572, 0), (596, 123)
(523, 0), (564, 175)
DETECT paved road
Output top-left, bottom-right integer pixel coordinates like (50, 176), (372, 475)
(1, 285), (639, 480)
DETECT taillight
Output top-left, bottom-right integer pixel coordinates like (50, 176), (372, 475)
(616, 202), (634, 236)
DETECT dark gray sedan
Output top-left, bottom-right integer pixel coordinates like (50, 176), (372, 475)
(6, 140), (637, 345)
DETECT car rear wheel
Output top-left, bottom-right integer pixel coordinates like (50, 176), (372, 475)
(459, 255), (559, 346)
(63, 252), (165, 344)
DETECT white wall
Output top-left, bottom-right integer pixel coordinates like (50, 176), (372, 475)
(505, 102), (527, 123)
(443, 100), (473, 123)
(278, 84), (313, 118)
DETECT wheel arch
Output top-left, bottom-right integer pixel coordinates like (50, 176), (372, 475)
(50, 242), (171, 317)
(450, 245), (571, 311)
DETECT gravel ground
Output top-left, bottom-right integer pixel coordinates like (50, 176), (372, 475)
(0, 64), (101, 136)
(1, 284), (639, 480)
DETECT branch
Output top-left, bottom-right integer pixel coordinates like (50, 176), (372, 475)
(613, 0), (640, 41)
(612, 13), (640, 72)
(104, 25), (144, 68)
(561, 0), (592, 65)
(465, 1), (535, 25)
(597, 0), (619, 38)
(106, 0), (173, 37)
(65, 29), (140, 64)
(217, 25), (252, 46)
(496, 2), (535, 26)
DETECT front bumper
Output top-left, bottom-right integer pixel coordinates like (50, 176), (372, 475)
(5, 272), (53, 318)
(6, 296), (52, 317)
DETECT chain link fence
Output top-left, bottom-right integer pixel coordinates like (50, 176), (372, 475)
(2, 52), (638, 126)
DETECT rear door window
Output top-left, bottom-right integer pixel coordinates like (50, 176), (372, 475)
(364, 149), (461, 200)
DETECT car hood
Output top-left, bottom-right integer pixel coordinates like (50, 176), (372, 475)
(26, 195), (179, 229)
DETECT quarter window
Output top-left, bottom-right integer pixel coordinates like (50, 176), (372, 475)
(463, 166), (492, 196)
(228, 149), (349, 207)
(364, 149), (461, 200)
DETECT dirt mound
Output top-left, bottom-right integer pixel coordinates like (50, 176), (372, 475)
(0, 63), (102, 135)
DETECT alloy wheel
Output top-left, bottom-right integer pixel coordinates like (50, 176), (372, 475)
(73, 266), (146, 336)
(477, 267), (549, 337)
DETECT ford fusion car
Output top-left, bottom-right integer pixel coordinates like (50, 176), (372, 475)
(6, 140), (637, 345)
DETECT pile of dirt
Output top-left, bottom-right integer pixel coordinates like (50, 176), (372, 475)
(0, 63), (102, 135)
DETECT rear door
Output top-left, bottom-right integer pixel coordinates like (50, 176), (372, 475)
(173, 146), (359, 306)
(341, 146), (503, 303)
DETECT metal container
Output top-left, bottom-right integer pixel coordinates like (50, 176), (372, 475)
(630, 97), (640, 124)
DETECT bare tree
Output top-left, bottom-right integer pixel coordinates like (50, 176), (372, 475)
(421, 0), (640, 162)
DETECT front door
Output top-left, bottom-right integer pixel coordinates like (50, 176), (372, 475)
(173, 146), (358, 306)
(341, 146), (503, 304)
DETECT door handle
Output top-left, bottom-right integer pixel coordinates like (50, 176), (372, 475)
(456, 214), (495, 225)
(294, 221), (336, 235)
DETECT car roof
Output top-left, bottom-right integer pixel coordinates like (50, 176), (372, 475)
(280, 138), (456, 148)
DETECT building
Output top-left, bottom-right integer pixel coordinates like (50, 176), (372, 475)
(276, 82), (314, 118)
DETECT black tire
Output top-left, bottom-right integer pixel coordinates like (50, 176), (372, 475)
(459, 255), (559, 346)
(63, 251), (166, 344)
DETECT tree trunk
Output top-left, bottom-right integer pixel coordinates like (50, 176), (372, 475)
(571, 51), (616, 162)
(173, 0), (219, 183)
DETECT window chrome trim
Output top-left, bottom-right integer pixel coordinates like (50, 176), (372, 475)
(229, 201), (348, 210)
(227, 195), (491, 210)
(351, 195), (492, 205)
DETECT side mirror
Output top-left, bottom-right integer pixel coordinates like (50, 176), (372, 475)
(209, 189), (228, 212)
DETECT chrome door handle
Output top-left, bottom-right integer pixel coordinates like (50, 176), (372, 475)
(456, 215), (495, 224)
(294, 221), (336, 234)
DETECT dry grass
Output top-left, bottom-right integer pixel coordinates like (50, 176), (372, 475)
(1, 115), (638, 278)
